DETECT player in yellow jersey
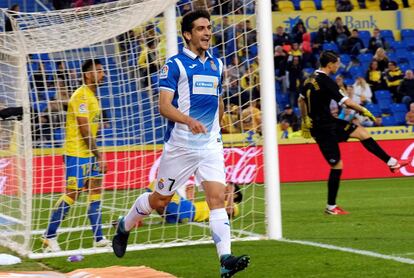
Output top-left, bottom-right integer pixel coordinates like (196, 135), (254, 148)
(42, 59), (110, 252)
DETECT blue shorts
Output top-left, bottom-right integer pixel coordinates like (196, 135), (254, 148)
(64, 156), (102, 190)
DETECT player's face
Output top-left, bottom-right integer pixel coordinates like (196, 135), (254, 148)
(86, 64), (106, 85)
(328, 59), (340, 74)
(188, 17), (212, 53)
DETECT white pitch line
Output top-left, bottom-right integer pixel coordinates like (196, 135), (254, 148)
(283, 239), (414, 265)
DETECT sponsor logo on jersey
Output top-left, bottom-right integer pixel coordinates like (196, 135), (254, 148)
(160, 65), (169, 79)
(195, 81), (214, 88)
(158, 178), (165, 189)
(189, 64), (197, 69)
(79, 103), (87, 113)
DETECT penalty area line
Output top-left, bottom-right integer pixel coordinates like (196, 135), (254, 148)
(282, 238), (414, 265)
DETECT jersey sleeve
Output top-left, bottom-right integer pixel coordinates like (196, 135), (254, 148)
(325, 78), (348, 105)
(70, 89), (90, 118)
(159, 59), (180, 93)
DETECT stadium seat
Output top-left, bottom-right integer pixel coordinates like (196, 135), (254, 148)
(391, 103), (408, 113)
(292, 0), (301, 10)
(380, 30), (395, 42)
(358, 30), (371, 47)
(278, 1), (295, 12)
(375, 90), (393, 113)
(365, 103), (381, 117)
(401, 29), (414, 41)
(348, 66), (364, 79)
(357, 53), (373, 63)
(381, 116), (397, 126)
(322, 0), (336, 11)
(300, 0), (317, 11)
(322, 42), (339, 52)
(339, 54), (351, 65)
(314, 0), (323, 9)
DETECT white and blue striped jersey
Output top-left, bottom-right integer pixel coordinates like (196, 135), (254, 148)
(159, 48), (224, 149)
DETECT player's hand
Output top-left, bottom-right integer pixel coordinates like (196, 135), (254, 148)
(186, 117), (207, 134)
(301, 116), (312, 139)
(361, 107), (376, 122)
(97, 155), (108, 174)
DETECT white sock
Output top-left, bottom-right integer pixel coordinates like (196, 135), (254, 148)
(124, 192), (153, 231)
(209, 208), (231, 258)
(387, 157), (397, 166)
(327, 204), (336, 210)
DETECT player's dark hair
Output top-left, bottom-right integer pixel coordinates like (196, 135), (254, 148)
(81, 59), (102, 83)
(319, 51), (339, 67)
(181, 10), (210, 43)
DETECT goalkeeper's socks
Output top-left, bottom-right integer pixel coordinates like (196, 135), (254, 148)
(361, 138), (391, 163)
(209, 208), (231, 257)
(387, 157), (398, 166)
(45, 195), (74, 238)
(88, 194), (103, 241)
(327, 169), (342, 206)
(124, 192), (152, 231)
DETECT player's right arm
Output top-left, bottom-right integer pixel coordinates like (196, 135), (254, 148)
(158, 59), (206, 134)
(77, 117), (107, 173)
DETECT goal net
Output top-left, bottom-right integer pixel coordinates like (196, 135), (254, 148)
(0, 0), (272, 259)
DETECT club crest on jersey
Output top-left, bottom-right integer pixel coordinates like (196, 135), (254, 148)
(158, 178), (165, 189)
(160, 65), (169, 79)
(210, 60), (217, 71)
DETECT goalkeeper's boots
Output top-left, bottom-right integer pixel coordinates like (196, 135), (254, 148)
(324, 206), (349, 215)
(41, 236), (61, 253)
(94, 236), (112, 248)
(220, 254), (250, 278)
(112, 216), (129, 258)
(389, 159), (410, 173)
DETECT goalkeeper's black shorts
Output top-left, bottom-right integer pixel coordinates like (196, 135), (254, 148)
(311, 118), (358, 166)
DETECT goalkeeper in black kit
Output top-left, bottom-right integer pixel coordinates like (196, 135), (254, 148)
(298, 51), (408, 215)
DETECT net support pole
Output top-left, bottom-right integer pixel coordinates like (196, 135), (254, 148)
(164, 4), (178, 59)
(256, 0), (282, 239)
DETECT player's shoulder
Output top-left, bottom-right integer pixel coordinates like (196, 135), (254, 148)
(70, 86), (93, 102)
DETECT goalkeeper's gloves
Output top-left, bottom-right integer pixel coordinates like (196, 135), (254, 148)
(301, 116), (313, 139)
(361, 107), (376, 122)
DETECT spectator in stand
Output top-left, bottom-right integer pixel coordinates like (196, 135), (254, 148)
(227, 79), (241, 106)
(384, 61), (404, 102)
(373, 47), (389, 72)
(291, 20), (307, 44)
(405, 103), (414, 125)
(353, 76), (373, 105)
(288, 42), (302, 58)
(4, 4), (19, 32)
(286, 56), (303, 107)
(346, 29), (367, 55)
(301, 32), (315, 68)
(74, 0), (93, 7)
(278, 119), (293, 139)
(245, 20), (257, 46)
(213, 16), (234, 48)
(335, 75), (347, 93)
(240, 99), (261, 134)
(368, 28), (387, 53)
(273, 26), (291, 48)
(338, 108), (356, 122)
(53, 0), (72, 10)
(380, 0), (399, 10)
(274, 45), (287, 93)
(330, 17), (351, 52)
(399, 70), (414, 106)
(337, 0), (354, 11)
(278, 104), (300, 131)
(221, 104), (241, 134)
(366, 60), (384, 94)
(313, 20), (333, 51)
(345, 85), (362, 105)
(138, 38), (161, 88)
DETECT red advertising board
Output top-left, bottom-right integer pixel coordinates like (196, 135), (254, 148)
(1, 139), (412, 195)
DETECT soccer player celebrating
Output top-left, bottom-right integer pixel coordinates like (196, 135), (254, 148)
(42, 59), (111, 252)
(299, 51), (408, 215)
(112, 10), (250, 277)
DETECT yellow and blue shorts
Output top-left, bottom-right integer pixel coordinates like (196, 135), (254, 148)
(64, 156), (102, 190)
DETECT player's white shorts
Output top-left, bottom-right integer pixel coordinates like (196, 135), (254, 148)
(155, 143), (226, 196)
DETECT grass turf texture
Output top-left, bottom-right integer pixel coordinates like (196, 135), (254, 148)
(1, 177), (414, 277)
